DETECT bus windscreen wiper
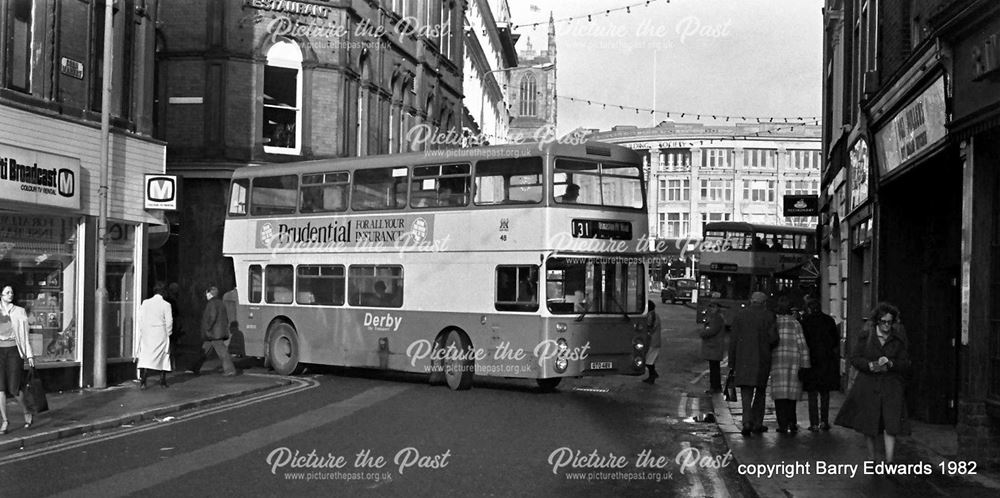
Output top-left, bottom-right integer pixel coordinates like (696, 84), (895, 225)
(609, 294), (630, 322)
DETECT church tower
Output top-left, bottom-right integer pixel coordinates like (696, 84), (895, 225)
(509, 12), (557, 141)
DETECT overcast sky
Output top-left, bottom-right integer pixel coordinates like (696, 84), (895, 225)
(506, 0), (825, 134)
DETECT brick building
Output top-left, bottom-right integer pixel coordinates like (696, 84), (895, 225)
(0, 0), (166, 388)
(821, 0), (1000, 468)
(154, 0), (467, 340)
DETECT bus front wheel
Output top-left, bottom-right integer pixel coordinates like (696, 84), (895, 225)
(268, 322), (304, 376)
(443, 329), (473, 391)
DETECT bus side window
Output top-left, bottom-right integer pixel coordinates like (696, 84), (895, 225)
(229, 179), (249, 216)
(249, 265), (262, 303)
(348, 265), (403, 308)
(265, 265), (294, 304)
(496, 265), (538, 312)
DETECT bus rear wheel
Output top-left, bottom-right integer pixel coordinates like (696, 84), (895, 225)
(268, 322), (304, 376)
(536, 378), (562, 392)
(443, 329), (473, 391)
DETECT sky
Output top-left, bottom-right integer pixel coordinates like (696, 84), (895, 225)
(506, 0), (825, 135)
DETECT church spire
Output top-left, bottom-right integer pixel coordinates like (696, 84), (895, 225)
(547, 11), (556, 62)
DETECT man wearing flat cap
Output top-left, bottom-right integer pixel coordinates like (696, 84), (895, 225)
(729, 291), (779, 436)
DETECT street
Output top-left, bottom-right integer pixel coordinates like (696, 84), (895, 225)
(0, 304), (753, 497)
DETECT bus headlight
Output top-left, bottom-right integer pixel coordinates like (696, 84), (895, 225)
(632, 336), (646, 351)
(554, 358), (568, 373)
(633, 355), (645, 369)
(555, 322), (568, 333)
(557, 338), (568, 352)
(633, 322), (643, 331)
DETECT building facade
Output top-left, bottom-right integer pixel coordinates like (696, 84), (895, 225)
(155, 0), (467, 342)
(821, 0), (1000, 468)
(508, 13), (555, 141)
(0, 0), (166, 389)
(587, 122), (822, 244)
(462, 0), (518, 144)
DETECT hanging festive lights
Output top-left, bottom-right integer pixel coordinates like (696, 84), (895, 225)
(515, 0), (663, 30)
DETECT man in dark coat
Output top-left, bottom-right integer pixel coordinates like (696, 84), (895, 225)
(728, 291), (779, 435)
(800, 299), (840, 430)
(191, 286), (237, 376)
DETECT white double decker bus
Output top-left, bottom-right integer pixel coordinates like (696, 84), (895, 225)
(223, 142), (651, 390)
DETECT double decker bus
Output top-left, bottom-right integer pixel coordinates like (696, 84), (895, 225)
(695, 222), (818, 323)
(223, 142), (651, 391)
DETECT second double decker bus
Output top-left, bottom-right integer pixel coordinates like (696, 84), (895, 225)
(696, 222), (818, 323)
(223, 141), (651, 390)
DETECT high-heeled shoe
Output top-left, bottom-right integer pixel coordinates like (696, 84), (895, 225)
(24, 412), (33, 430)
(1, 419), (8, 434)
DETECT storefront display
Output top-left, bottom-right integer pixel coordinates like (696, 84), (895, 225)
(0, 213), (79, 364)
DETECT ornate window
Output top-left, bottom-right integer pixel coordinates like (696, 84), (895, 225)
(519, 73), (537, 117)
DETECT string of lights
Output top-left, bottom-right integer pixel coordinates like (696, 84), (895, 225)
(559, 95), (820, 124)
(513, 0), (667, 30)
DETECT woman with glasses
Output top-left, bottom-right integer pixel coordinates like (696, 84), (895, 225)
(834, 302), (911, 463)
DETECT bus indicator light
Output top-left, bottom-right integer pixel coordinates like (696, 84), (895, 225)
(555, 322), (568, 333)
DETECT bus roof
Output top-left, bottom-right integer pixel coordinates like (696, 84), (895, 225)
(703, 221), (815, 236)
(230, 141), (641, 179)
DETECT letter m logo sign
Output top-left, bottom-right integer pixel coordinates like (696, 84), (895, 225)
(145, 175), (179, 210)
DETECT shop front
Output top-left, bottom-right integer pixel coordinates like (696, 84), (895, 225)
(1, 105), (165, 390)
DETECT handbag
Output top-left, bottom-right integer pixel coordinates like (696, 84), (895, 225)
(724, 369), (737, 402)
(22, 367), (49, 414)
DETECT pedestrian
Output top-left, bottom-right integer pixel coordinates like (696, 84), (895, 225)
(699, 302), (726, 393)
(136, 282), (173, 389)
(834, 302), (910, 463)
(770, 296), (811, 433)
(728, 291), (779, 436)
(191, 286), (237, 376)
(164, 282), (184, 368)
(800, 298), (840, 431)
(642, 300), (662, 384)
(0, 285), (36, 433)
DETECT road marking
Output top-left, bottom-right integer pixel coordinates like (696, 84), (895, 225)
(44, 384), (410, 498)
(0, 374), (316, 466)
(679, 441), (705, 496)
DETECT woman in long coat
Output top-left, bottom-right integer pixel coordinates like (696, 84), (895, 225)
(769, 297), (810, 433)
(834, 302), (910, 463)
(136, 283), (173, 389)
(699, 302), (726, 392)
(800, 299), (841, 430)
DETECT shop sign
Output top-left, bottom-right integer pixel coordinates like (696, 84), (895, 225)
(848, 138), (869, 212)
(783, 195), (818, 216)
(0, 213), (69, 244)
(0, 143), (81, 211)
(144, 175), (179, 210)
(875, 77), (948, 175)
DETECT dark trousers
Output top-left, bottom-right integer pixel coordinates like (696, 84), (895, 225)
(196, 340), (236, 375)
(774, 399), (799, 430)
(807, 390), (830, 426)
(708, 360), (721, 390)
(740, 386), (767, 430)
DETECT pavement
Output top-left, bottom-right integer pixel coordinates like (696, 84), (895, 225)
(0, 358), (293, 454)
(711, 385), (1000, 497)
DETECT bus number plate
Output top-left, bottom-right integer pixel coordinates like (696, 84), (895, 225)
(590, 361), (613, 370)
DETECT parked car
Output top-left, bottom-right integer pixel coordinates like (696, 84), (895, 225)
(661, 278), (697, 304)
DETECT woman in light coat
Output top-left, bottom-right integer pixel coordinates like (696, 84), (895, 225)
(770, 296), (811, 433)
(136, 283), (173, 389)
(0, 285), (36, 433)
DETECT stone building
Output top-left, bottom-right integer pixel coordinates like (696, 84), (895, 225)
(508, 13), (556, 141)
(154, 0), (467, 340)
(821, 0), (1000, 468)
(462, 0), (518, 144)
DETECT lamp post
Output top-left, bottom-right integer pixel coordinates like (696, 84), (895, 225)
(94, 1), (114, 389)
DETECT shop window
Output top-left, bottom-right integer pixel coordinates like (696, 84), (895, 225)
(265, 265), (294, 304)
(0, 214), (79, 364)
(5, 0), (32, 92)
(296, 265), (345, 305)
(106, 223), (136, 359)
(348, 265), (403, 307)
(263, 41), (302, 155)
(496, 265), (538, 312)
